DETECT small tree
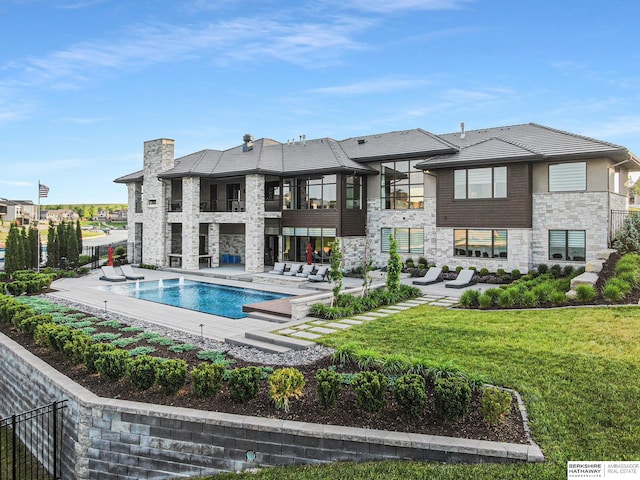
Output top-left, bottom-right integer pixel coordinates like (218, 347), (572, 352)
(76, 219), (83, 253)
(4, 223), (23, 275)
(361, 237), (374, 296)
(328, 238), (343, 300)
(28, 227), (39, 269)
(614, 212), (640, 254)
(46, 221), (58, 268)
(386, 234), (402, 293)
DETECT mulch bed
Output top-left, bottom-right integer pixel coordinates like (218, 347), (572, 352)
(0, 322), (529, 445)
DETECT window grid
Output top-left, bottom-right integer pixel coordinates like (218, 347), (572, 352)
(549, 230), (586, 261)
(381, 160), (424, 209)
(454, 166), (507, 199)
(381, 227), (424, 253)
(453, 229), (508, 258)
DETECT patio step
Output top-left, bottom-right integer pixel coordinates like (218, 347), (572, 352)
(225, 331), (315, 354)
(244, 311), (291, 323)
(224, 334), (292, 354)
(245, 331), (315, 350)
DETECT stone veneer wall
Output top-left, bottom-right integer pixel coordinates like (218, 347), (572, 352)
(0, 332), (543, 480)
(220, 234), (245, 263)
(532, 191), (611, 266)
(435, 228), (533, 273)
(340, 236), (366, 271)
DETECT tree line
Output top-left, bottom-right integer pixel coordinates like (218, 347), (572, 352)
(4, 220), (83, 275)
(42, 203), (127, 220)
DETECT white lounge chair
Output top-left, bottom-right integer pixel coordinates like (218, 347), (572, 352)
(268, 262), (286, 275)
(120, 264), (145, 280)
(284, 264), (303, 276)
(412, 266), (443, 285)
(295, 264), (315, 278)
(445, 269), (477, 289)
(99, 266), (126, 282)
(308, 266), (329, 282)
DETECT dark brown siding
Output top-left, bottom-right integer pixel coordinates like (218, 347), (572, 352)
(282, 210), (341, 229)
(341, 209), (366, 236)
(436, 163), (532, 228)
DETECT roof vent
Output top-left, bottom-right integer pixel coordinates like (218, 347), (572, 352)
(242, 134), (254, 152)
(460, 122), (466, 139)
(299, 134), (306, 147)
(357, 139), (366, 145)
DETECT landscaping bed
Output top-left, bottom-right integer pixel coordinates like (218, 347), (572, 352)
(0, 305), (528, 446)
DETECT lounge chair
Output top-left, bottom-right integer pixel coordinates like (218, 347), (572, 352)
(120, 264), (145, 280)
(445, 269), (477, 289)
(412, 266), (443, 286)
(268, 262), (286, 275)
(308, 266), (329, 282)
(295, 264), (315, 278)
(284, 264), (303, 276)
(99, 266), (126, 282)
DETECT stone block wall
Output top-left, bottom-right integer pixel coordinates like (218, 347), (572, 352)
(0, 332), (543, 480)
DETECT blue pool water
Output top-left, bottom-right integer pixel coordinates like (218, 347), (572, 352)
(102, 279), (290, 319)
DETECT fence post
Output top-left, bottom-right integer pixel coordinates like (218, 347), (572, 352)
(53, 401), (58, 480)
(11, 414), (16, 480)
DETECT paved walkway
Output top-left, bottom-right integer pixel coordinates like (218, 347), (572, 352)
(48, 266), (491, 346)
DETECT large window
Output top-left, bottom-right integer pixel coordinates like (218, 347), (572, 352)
(454, 229), (507, 258)
(381, 160), (424, 209)
(549, 162), (586, 192)
(282, 227), (336, 263)
(454, 166), (507, 199)
(282, 175), (336, 210)
(549, 230), (585, 261)
(381, 228), (424, 253)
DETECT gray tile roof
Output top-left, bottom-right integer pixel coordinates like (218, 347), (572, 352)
(419, 122), (636, 169)
(114, 123), (640, 183)
(156, 137), (377, 179)
(339, 128), (457, 161)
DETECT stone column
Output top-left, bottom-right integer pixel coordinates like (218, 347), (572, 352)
(142, 139), (175, 267)
(244, 174), (265, 273)
(209, 223), (220, 267)
(182, 177), (200, 270)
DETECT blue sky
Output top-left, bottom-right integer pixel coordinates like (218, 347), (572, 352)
(1, 0), (639, 203)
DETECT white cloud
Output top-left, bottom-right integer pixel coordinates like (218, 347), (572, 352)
(0, 180), (32, 187)
(307, 77), (430, 95)
(339, 0), (473, 13)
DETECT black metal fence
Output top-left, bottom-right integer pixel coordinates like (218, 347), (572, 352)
(610, 209), (632, 246)
(0, 400), (67, 480)
(83, 240), (127, 270)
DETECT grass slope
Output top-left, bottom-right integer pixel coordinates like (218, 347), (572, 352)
(202, 305), (640, 480)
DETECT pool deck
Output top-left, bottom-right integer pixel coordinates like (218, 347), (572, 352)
(47, 265), (492, 349)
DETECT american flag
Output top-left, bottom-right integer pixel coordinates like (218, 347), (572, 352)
(39, 183), (50, 198)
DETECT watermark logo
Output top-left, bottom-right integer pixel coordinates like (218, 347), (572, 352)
(568, 462), (640, 479)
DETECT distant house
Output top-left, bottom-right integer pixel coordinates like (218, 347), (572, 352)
(115, 123), (640, 273)
(109, 209), (128, 221)
(43, 209), (80, 223)
(0, 198), (38, 226)
(0, 200), (6, 223)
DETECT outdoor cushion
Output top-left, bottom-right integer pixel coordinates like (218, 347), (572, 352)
(412, 266), (443, 285)
(295, 264), (316, 277)
(308, 266), (329, 282)
(445, 269), (477, 289)
(284, 264), (303, 276)
(120, 264), (145, 280)
(99, 266), (126, 282)
(268, 262), (286, 275)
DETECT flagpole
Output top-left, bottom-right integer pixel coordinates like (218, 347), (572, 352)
(37, 180), (41, 272)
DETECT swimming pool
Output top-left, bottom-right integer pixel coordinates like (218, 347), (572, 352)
(102, 278), (291, 319)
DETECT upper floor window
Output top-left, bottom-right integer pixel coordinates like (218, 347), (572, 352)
(346, 175), (363, 209)
(454, 166), (507, 199)
(549, 162), (586, 192)
(283, 175), (337, 210)
(381, 160), (424, 209)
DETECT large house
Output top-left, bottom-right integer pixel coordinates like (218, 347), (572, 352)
(0, 199), (38, 227)
(115, 123), (640, 274)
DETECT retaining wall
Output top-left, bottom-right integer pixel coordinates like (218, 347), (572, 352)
(0, 332), (544, 480)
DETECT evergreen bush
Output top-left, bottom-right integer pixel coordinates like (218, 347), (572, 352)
(84, 343), (117, 374)
(268, 368), (306, 412)
(434, 377), (472, 420)
(95, 349), (130, 382)
(191, 362), (225, 398)
(128, 355), (159, 390)
(352, 370), (389, 413)
(156, 359), (188, 395)
(392, 373), (427, 417)
(316, 368), (342, 409)
(228, 366), (263, 403)
(480, 387), (512, 424)
(575, 284), (596, 302)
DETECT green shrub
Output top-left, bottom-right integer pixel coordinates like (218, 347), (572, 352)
(392, 374), (427, 417)
(480, 387), (512, 424)
(354, 348), (382, 370)
(63, 330), (92, 364)
(156, 359), (188, 395)
(169, 343), (198, 353)
(520, 291), (538, 308)
(605, 277), (631, 295)
(111, 337), (141, 348)
(351, 371), (389, 413)
(575, 284), (596, 302)
(613, 212), (640, 254)
(511, 269), (521, 278)
(616, 270), (638, 288)
(11, 308), (36, 330)
(268, 368), (305, 412)
(128, 346), (156, 357)
(84, 343), (117, 374)
(34, 323), (73, 351)
(434, 377), (472, 420)
(20, 313), (52, 335)
(380, 353), (412, 376)
(602, 283), (624, 302)
(537, 263), (549, 274)
(496, 268), (506, 276)
(191, 362), (225, 398)
(441, 265), (449, 273)
(316, 368), (342, 409)
(458, 289), (480, 308)
(228, 366), (263, 403)
(95, 349), (130, 382)
(479, 268), (489, 276)
(197, 350), (234, 367)
(128, 355), (159, 390)
(550, 290), (568, 304)
(550, 264), (563, 278)
(562, 265), (575, 277)
(331, 342), (361, 366)
(478, 293), (494, 309)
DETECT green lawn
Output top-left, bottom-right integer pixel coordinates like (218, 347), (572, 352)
(203, 305), (640, 480)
